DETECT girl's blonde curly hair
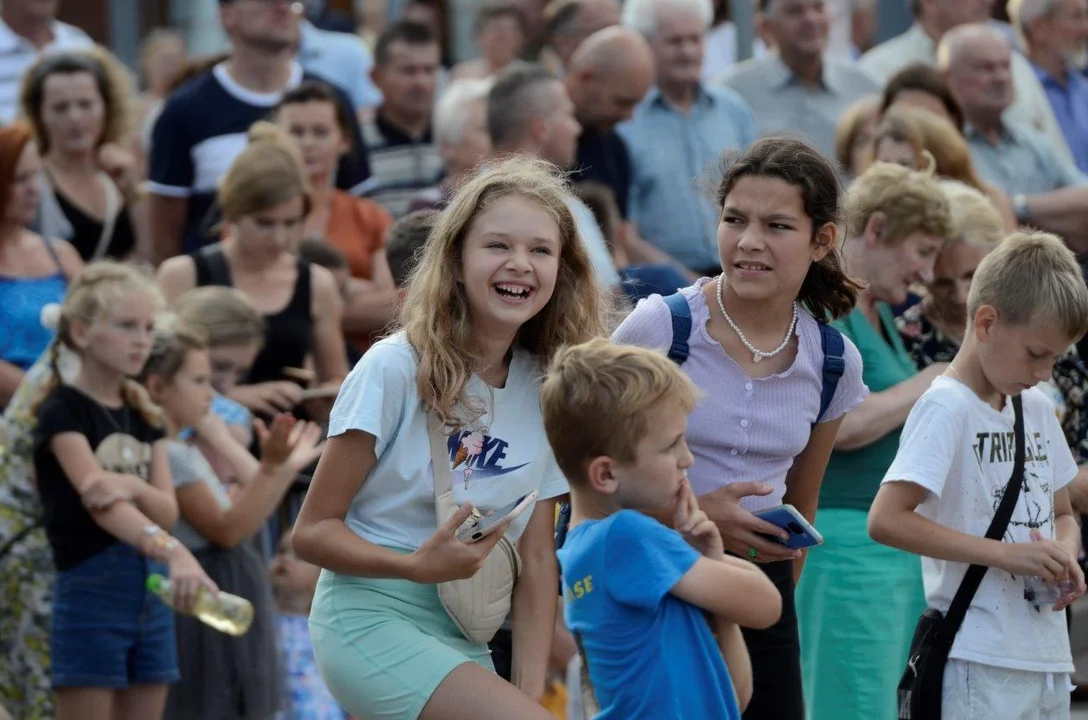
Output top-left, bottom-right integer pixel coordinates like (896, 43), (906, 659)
(31, 262), (165, 426)
(399, 154), (608, 427)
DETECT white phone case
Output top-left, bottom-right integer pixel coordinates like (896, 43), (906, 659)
(457, 491), (539, 543)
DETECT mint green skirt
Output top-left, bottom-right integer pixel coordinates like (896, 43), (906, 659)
(796, 508), (926, 720)
(309, 568), (494, 720)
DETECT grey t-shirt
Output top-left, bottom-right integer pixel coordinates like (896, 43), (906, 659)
(167, 440), (231, 551)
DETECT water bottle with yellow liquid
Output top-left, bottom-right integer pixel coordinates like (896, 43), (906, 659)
(146, 573), (254, 636)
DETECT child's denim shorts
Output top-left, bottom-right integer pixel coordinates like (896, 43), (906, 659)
(51, 542), (179, 689)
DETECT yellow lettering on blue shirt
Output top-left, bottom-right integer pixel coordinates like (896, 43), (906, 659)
(564, 575), (594, 602)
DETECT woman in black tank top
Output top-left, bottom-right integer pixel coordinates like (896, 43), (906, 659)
(190, 244), (313, 387)
(156, 123), (348, 422)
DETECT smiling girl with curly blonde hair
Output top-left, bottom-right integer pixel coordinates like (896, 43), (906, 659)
(293, 155), (607, 720)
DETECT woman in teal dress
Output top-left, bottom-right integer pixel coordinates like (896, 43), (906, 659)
(796, 162), (956, 720)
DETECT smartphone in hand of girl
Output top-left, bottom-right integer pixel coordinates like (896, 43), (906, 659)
(31, 261), (216, 720)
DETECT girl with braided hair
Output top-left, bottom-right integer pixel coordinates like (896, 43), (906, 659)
(31, 261), (216, 720)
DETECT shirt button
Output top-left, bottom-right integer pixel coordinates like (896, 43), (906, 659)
(740, 420), (749, 428)
(730, 448), (739, 455)
(745, 382), (753, 391)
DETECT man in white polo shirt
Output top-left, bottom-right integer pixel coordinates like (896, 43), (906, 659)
(0, 0), (92, 123)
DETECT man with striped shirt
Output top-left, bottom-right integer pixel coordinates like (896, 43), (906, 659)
(362, 20), (445, 219)
(0, 0), (91, 123)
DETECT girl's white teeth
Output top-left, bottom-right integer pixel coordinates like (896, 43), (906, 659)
(495, 284), (530, 298)
(738, 262), (769, 270)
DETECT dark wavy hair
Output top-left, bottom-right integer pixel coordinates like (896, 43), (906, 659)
(716, 137), (863, 320)
(881, 63), (965, 132)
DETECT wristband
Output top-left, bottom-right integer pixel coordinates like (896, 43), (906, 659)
(140, 524), (180, 559)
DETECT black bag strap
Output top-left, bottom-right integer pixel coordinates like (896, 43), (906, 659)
(939, 394), (1026, 641)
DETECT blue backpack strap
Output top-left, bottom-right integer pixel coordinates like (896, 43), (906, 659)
(816, 320), (846, 423)
(662, 292), (692, 365)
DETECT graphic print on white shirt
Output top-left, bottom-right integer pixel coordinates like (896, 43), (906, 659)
(327, 334), (569, 551)
(971, 428), (1055, 540)
(448, 426), (527, 492)
(882, 377), (1077, 673)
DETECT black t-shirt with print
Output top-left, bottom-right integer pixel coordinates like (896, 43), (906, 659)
(33, 385), (164, 571)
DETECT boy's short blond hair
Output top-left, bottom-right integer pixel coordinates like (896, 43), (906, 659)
(541, 338), (700, 485)
(968, 231), (1088, 340)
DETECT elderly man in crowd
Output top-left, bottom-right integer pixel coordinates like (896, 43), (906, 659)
(1009, 0), (1088, 173)
(619, 0), (755, 275)
(941, 23), (1088, 253)
(719, 0), (878, 161)
(565, 26), (654, 218)
(488, 62), (620, 289)
(363, 19), (445, 218)
(408, 78), (493, 212)
(859, 0), (1070, 159)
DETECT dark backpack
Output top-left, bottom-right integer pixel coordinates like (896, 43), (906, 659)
(661, 292), (846, 422)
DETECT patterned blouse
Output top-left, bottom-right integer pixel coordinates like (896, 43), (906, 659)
(897, 303), (1088, 462)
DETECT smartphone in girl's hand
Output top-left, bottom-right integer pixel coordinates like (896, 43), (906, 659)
(752, 504), (824, 549)
(456, 491), (539, 543)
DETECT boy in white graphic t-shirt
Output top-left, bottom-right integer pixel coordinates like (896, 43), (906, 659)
(869, 231), (1088, 719)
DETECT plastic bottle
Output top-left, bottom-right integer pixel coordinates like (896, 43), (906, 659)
(146, 573), (254, 636)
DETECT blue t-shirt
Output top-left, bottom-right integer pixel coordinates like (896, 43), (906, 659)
(558, 510), (740, 719)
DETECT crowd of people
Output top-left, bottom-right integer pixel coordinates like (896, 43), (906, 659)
(1, 0), (1088, 718)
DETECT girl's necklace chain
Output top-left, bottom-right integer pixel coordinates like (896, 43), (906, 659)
(715, 276), (798, 364)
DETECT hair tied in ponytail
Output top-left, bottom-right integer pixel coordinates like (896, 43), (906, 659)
(39, 303), (61, 331)
(152, 311), (182, 335)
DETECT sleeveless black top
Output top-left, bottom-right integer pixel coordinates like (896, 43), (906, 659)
(55, 190), (136, 261)
(191, 245), (313, 386)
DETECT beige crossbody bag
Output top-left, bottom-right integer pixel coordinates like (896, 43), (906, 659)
(427, 415), (521, 644)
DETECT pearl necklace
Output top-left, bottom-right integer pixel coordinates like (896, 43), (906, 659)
(716, 277), (798, 363)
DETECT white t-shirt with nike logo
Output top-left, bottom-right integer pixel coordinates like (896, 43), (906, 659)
(330, 333), (568, 551)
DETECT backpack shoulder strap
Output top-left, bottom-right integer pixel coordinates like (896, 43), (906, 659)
(816, 320), (846, 423)
(662, 292), (692, 366)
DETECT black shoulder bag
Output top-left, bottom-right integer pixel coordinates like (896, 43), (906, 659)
(897, 394), (1025, 720)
